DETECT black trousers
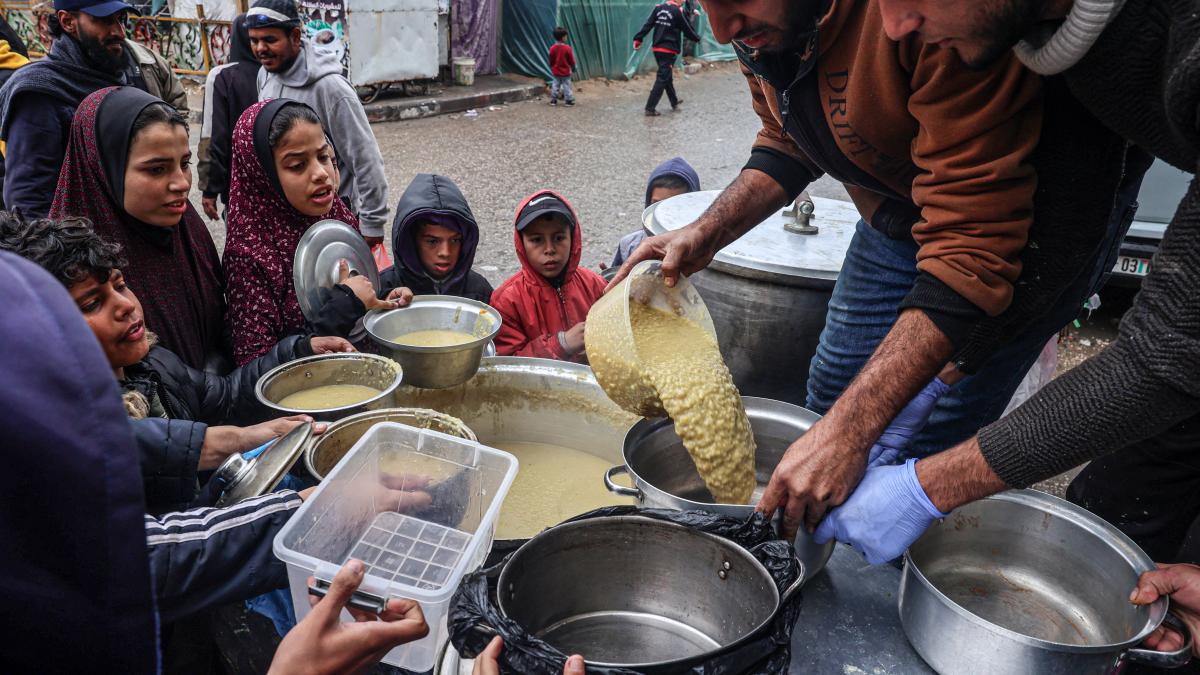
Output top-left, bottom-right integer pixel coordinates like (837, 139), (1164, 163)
(1067, 411), (1200, 563)
(645, 51), (678, 111)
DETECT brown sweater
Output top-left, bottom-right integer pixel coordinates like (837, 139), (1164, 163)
(742, 0), (1043, 324)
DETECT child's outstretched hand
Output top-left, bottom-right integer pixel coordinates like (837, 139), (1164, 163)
(384, 287), (414, 308)
(562, 322), (586, 355)
(310, 336), (357, 354)
(339, 259), (399, 311)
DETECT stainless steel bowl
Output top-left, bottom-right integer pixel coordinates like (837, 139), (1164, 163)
(606, 396), (834, 581)
(497, 515), (801, 671)
(255, 353), (402, 422)
(304, 407), (478, 480)
(364, 296), (502, 389)
(900, 490), (1191, 674)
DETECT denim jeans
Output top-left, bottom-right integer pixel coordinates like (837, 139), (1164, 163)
(551, 75), (574, 102)
(805, 195), (1137, 458)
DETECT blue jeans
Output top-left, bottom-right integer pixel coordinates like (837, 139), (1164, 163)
(551, 75), (573, 102)
(805, 202), (1135, 458)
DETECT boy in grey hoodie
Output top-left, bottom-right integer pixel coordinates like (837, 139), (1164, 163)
(246, 0), (389, 243)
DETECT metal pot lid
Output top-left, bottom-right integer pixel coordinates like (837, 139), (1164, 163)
(214, 423), (313, 507)
(293, 219), (381, 342)
(643, 190), (859, 284)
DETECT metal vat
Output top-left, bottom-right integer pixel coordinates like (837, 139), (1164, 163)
(644, 191), (858, 405)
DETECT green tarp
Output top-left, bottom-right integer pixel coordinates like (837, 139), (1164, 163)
(500, 0), (735, 82)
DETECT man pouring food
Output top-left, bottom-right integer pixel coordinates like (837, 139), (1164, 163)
(612, 0), (1147, 541)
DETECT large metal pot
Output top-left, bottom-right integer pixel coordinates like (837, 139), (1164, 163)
(304, 408), (478, 480)
(364, 296), (501, 389)
(644, 191), (859, 406)
(496, 515), (802, 671)
(255, 353), (402, 422)
(606, 396), (834, 580)
(900, 490), (1192, 674)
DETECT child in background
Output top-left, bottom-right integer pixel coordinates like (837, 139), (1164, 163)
(548, 27), (576, 107)
(491, 191), (605, 362)
(611, 156), (700, 268)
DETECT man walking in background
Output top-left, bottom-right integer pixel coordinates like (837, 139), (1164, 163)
(633, 0), (700, 116)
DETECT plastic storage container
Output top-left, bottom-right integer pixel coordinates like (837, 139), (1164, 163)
(586, 260), (716, 417)
(274, 422), (518, 671)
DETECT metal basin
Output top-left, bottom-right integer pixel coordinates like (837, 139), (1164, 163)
(607, 396), (834, 580)
(900, 490), (1191, 674)
(304, 408), (478, 480)
(255, 353), (402, 422)
(497, 515), (800, 671)
(364, 296), (501, 389)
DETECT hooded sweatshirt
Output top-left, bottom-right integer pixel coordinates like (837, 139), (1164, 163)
(491, 191), (606, 362)
(258, 39), (389, 237)
(379, 173), (494, 302)
(613, 157), (701, 268)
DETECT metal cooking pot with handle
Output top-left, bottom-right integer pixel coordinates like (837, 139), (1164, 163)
(605, 396), (834, 581)
(900, 490), (1192, 674)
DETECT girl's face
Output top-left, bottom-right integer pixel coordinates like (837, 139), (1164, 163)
(273, 120), (340, 217)
(69, 268), (150, 371)
(416, 223), (463, 279)
(123, 121), (192, 227)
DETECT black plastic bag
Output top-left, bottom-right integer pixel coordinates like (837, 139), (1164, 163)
(448, 506), (802, 674)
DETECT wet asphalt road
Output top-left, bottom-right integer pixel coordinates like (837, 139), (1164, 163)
(197, 61), (848, 284)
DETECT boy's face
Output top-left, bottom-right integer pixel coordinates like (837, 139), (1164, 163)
(416, 222), (463, 279)
(521, 216), (572, 280)
(649, 185), (690, 206)
(69, 269), (150, 370)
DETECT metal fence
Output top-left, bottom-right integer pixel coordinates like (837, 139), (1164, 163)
(0, 2), (235, 76)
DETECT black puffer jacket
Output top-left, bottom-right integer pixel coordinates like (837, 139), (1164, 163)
(380, 173), (494, 303)
(130, 334), (313, 514)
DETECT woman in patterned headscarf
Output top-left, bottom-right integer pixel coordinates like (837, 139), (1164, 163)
(49, 86), (227, 371)
(224, 99), (403, 365)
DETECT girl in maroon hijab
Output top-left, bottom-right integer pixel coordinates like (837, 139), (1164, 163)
(224, 99), (402, 365)
(50, 86), (226, 371)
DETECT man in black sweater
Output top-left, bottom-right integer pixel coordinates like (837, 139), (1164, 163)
(815, 0), (1200, 571)
(633, 0), (701, 116)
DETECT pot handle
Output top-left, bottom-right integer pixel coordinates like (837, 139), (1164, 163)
(1125, 612), (1193, 669)
(779, 559), (807, 606)
(604, 465), (641, 498)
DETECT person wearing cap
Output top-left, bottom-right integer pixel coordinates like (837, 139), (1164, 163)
(491, 190), (606, 362)
(247, 0), (389, 246)
(0, 0), (185, 217)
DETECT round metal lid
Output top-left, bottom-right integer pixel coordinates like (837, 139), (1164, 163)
(294, 219), (381, 341)
(643, 190), (859, 285)
(215, 422), (314, 507)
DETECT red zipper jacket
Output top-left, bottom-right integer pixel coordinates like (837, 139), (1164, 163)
(549, 42), (575, 78)
(490, 190), (606, 361)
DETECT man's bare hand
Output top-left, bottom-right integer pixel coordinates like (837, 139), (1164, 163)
(757, 417), (867, 538)
(604, 227), (721, 292)
(202, 195), (220, 221)
(268, 560), (429, 674)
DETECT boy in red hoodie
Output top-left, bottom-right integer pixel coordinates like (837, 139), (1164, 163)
(548, 27), (576, 106)
(491, 191), (606, 361)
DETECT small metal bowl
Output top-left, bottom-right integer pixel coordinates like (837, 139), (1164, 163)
(304, 407), (478, 481)
(364, 296), (502, 389)
(255, 353), (402, 422)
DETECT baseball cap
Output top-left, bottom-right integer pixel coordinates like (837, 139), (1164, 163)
(54, 0), (135, 17)
(515, 193), (575, 231)
(246, 0), (300, 28)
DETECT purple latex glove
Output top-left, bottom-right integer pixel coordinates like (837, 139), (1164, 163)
(814, 458), (948, 564)
(867, 377), (951, 468)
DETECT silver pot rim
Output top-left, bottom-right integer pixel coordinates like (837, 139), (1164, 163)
(302, 406), (477, 480)
(254, 352), (403, 415)
(363, 296), (502, 354)
(496, 514), (782, 670)
(902, 489), (1168, 654)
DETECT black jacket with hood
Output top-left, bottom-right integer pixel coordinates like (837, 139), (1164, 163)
(634, 2), (702, 54)
(379, 173), (494, 302)
(128, 333), (313, 514)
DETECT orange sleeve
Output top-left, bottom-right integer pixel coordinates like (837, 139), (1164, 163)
(906, 45), (1043, 316)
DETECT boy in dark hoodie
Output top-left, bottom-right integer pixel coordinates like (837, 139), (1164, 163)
(611, 156), (700, 268)
(379, 173), (493, 302)
(491, 191), (606, 362)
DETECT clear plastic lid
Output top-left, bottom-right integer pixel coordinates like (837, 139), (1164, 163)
(273, 422), (517, 602)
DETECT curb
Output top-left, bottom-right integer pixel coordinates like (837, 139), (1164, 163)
(364, 82), (545, 124)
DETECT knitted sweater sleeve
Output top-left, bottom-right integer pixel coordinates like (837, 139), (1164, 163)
(979, 171), (1200, 487)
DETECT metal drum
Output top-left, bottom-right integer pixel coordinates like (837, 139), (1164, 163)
(644, 191), (858, 405)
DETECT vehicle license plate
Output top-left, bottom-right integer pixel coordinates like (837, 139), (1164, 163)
(1113, 256), (1151, 276)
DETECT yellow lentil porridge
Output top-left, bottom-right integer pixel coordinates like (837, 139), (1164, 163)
(277, 384), (381, 410)
(390, 328), (475, 347)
